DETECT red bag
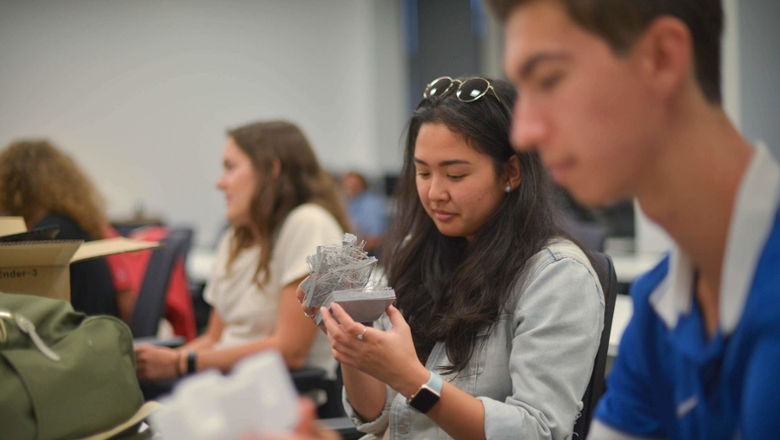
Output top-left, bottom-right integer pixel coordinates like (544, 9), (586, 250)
(122, 227), (197, 341)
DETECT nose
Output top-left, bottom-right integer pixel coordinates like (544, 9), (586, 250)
(215, 173), (227, 191)
(511, 95), (549, 153)
(428, 175), (449, 203)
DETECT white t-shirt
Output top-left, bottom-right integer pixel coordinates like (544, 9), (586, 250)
(204, 203), (344, 374)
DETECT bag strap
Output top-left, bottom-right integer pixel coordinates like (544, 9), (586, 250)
(78, 401), (162, 440)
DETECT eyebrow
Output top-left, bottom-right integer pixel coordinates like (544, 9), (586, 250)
(414, 158), (471, 167)
(519, 52), (572, 80)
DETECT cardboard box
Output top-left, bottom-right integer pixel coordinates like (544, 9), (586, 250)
(0, 217), (160, 302)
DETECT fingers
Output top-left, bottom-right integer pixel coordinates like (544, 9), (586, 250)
(320, 307), (359, 364)
(134, 346), (151, 366)
(135, 353), (158, 379)
(294, 398), (319, 435)
(297, 277), (320, 321)
(329, 302), (362, 333)
(302, 306), (318, 320)
(295, 276), (310, 304)
(320, 307), (345, 348)
(385, 305), (408, 331)
(319, 306), (340, 335)
(133, 345), (176, 380)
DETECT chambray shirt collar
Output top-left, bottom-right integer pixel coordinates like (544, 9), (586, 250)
(650, 143), (780, 334)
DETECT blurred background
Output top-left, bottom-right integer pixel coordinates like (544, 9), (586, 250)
(0, 0), (777, 253)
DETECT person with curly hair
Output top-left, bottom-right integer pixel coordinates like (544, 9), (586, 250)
(0, 139), (121, 317)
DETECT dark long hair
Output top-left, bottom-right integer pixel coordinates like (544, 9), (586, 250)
(227, 120), (351, 285)
(385, 79), (570, 374)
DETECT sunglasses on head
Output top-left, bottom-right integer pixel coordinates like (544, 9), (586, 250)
(422, 76), (505, 107)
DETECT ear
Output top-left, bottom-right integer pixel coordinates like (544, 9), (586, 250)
(632, 16), (693, 101)
(505, 154), (522, 190)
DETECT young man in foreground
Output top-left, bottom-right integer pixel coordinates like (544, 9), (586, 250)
(487, 0), (780, 438)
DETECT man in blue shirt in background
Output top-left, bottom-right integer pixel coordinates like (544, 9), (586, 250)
(486, 0), (780, 439)
(340, 171), (388, 257)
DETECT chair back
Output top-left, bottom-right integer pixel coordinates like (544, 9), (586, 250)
(291, 365), (345, 419)
(563, 214), (608, 252)
(129, 228), (192, 338)
(573, 251), (618, 438)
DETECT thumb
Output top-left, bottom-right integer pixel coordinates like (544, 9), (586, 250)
(386, 305), (407, 329)
(294, 398), (319, 435)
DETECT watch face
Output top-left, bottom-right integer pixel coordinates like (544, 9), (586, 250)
(409, 385), (441, 414)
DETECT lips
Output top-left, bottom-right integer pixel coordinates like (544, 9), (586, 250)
(546, 159), (576, 183)
(432, 209), (456, 222)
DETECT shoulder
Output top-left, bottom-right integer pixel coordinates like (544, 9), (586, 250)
(215, 228), (235, 255)
(275, 203), (344, 250)
(544, 239), (592, 265)
(35, 212), (89, 240)
(278, 203), (344, 244)
(629, 256), (670, 320)
(755, 213), (780, 291)
(284, 203), (340, 227)
(362, 192), (386, 206)
(509, 239), (603, 310)
(211, 227), (240, 274)
(743, 220), (780, 330)
(523, 239), (597, 285)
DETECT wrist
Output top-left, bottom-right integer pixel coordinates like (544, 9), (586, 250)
(174, 351), (183, 377)
(399, 365), (433, 399)
(407, 370), (443, 414)
(186, 351), (198, 374)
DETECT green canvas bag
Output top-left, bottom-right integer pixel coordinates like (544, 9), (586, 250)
(0, 292), (145, 440)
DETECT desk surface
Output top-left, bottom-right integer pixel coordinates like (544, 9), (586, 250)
(609, 295), (632, 357)
(607, 251), (664, 284)
(605, 252), (662, 358)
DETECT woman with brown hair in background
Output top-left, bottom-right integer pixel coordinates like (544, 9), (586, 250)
(135, 120), (350, 380)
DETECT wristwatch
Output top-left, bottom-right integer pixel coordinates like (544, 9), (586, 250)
(186, 351), (197, 375)
(407, 371), (443, 414)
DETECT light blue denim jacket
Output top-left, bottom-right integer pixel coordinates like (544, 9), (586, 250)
(344, 240), (605, 440)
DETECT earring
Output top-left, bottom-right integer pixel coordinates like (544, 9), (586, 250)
(505, 184), (512, 193)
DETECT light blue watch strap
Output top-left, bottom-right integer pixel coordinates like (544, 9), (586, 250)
(426, 370), (443, 394)
(407, 370), (444, 413)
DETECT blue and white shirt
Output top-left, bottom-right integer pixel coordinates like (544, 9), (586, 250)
(591, 144), (780, 440)
(348, 191), (388, 238)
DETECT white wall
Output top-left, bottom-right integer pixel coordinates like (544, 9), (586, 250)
(0, 0), (406, 245)
(738, 0), (780, 157)
(722, 0), (741, 126)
